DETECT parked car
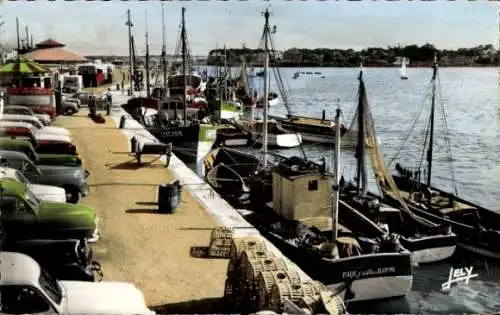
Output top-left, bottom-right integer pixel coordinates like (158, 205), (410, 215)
(0, 252), (154, 314)
(0, 137), (77, 157)
(0, 166), (66, 202)
(0, 150), (89, 203)
(0, 122), (73, 145)
(4, 105), (52, 125)
(62, 100), (80, 116)
(3, 238), (102, 282)
(0, 178), (99, 241)
(62, 94), (82, 107)
(0, 117), (71, 137)
(0, 139), (81, 167)
(70, 91), (92, 106)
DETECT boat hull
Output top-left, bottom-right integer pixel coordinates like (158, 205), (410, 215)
(389, 174), (500, 260)
(148, 123), (216, 164)
(264, 231), (413, 303)
(253, 132), (302, 148)
(401, 234), (456, 264)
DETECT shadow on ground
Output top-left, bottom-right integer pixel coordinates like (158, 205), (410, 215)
(151, 297), (225, 314)
(126, 208), (159, 214)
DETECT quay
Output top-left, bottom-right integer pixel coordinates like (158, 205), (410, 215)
(53, 89), (312, 313)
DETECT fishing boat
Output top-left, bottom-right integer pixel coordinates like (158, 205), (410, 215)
(209, 11), (413, 304)
(256, 91), (279, 108)
(204, 146), (260, 204)
(244, 106), (413, 303)
(271, 111), (348, 144)
(238, 118), (302, 148)
(385, 56), (500, 260)
(339, 66), (456, 264)
(122, 7), (216, 164)
(400, 57), (408, 80)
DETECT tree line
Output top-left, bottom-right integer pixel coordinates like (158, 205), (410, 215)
(207, 43), (499, 67)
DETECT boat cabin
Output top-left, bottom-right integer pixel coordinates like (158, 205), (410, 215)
(271, 158), (332, 228)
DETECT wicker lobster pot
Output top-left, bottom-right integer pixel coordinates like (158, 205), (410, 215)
(208, 226), (233, 258)
(267, 282), (324, 313)
(227, 237), (267, 277)
(239, 257), (288, 313)
(255, 269), (302, 311)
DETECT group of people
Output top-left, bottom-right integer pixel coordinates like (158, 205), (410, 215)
(88, 88), (113, 117)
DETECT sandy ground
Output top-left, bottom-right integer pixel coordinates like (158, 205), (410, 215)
(53, 110), (227, 312)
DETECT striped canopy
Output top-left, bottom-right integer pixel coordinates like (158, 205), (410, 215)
(0, 57), (48, 74)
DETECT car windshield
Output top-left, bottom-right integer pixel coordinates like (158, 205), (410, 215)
(24, 188), (40, 208)
(39, 268), (63, 305)
(14, 170), (30, 184)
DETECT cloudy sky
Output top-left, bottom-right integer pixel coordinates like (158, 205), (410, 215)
(1, 1), (498, 56)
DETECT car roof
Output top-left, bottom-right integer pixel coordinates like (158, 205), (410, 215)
(0, 149), (31, 160)
(0, 166), (18, 178)
(0, 178), (27, 196)
(0, 121), (35, 129)
(5, 105), (31, 111)
(0, 114), (41, 123)
(0, 252), (41, 286)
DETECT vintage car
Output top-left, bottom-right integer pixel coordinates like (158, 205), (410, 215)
(0, 115), (71, 136)
(4, 105), (52, 125)
(0, 178), (99, 241)
(0, 138), (81, 166)
(0, 252), (154, 314)
(0, 166), (66, 202)
(0, 150), (88, 203)
(3, 238), (102, 282)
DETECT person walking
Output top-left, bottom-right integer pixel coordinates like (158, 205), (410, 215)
(105, 88), (112, 115)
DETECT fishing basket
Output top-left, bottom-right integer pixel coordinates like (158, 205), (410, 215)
(255, 269), (302, 311)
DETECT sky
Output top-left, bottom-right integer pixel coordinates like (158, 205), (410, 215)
(0, 1), (498, 56)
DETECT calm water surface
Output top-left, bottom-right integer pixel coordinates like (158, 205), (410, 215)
(201, 67), (500, 313)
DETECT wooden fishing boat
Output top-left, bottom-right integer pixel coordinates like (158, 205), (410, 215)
(242, 122), (413, 303)
(384, 56), (500, 260)
(238, 119), (302, 148)
(231, 11), (413, 304)
(204, 146), (260, 204)
(339, 66), (456, 264)
(271, 112), (348, 144)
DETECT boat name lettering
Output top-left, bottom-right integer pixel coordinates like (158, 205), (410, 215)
(342, 266), (396, 279)
(160, 130), (183, 137)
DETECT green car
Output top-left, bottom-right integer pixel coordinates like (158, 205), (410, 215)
(0, 179), (100, 242)
(0, 138), (82, 167)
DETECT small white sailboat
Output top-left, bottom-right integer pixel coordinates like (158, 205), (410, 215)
(400, 57), (408, 80)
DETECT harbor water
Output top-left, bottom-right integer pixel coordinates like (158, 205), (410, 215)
(193, 66), (500, 313)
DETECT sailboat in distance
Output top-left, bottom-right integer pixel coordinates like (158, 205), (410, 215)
(400, 57), (409, 80)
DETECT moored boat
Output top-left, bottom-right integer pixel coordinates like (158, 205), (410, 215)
(383, 56), (500, 259)
(271, 112), (348, 144)
(339, 66), (456, 264)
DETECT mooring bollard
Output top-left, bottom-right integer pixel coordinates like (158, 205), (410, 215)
(119, 115), (127, 129)
(157, 180), (182, 214)
(130, 136), (138, 153)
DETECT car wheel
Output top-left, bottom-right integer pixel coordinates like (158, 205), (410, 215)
(65, 107), (76, 116)
(65, 187), (81, 203)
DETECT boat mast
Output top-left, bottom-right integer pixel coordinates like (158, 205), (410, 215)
(262, 8), (270, 167)
(332, 107), (341, 243)
(427, 53), (438, 187)
(223, 45), (228, 101)
(145, 11), (151, 98)
(181, 7), (188, 126)
(16, 17), (21, 87)
(126, 9), (134, 92)
(161, 1), (168, 106)
(356, 65), (368, 195)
